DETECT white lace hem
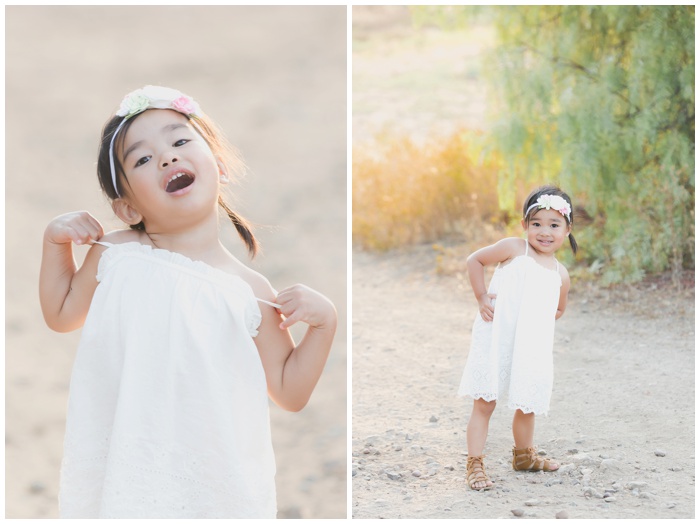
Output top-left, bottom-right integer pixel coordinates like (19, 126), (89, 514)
(457, 392), (550, 416)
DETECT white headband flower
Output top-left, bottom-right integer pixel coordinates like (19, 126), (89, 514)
(109, 86), (203, 197)
(525, 194), (572, 221)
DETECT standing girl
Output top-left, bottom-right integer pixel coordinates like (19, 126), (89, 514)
(458, 185), (577, 490)
(39, 86), (337, 517)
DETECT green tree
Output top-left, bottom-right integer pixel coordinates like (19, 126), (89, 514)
(415, 5), (694, 285)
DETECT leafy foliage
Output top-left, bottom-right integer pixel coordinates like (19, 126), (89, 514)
(414, 5), (694, 284)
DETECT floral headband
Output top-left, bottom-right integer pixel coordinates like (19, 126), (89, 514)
(525, 194), (572, 221)
(109, 85), (203, 197)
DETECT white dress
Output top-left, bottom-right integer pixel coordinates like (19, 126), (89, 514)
(59, 242), (277, 518)
(458, 239), (562, 415)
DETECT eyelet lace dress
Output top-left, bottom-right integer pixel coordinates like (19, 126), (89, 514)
(59, 242), (276, 518)
(458, 239), (562, 415)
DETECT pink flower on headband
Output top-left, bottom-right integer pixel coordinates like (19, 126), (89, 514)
(171, 96), (197, 115)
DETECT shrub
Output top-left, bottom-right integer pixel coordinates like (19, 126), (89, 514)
(353, 130), (503, 250)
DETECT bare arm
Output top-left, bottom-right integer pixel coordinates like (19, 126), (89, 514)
(467, 237), (523, 321)
(39, 211), (105, 332)
(555, 266), (571, 320)
(252, 281), (337, 412)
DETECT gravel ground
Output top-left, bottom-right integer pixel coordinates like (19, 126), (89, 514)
(352, 246), (694, 519)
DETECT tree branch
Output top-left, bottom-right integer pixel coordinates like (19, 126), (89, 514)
(514, 39), (641, 114)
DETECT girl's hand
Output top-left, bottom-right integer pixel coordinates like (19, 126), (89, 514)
(256, 283), (337, 412)
(275, 284), (337, 331)
(478, 293), (497, 322)
(44, 211), (104, 246)
(40, 211), (105, 333)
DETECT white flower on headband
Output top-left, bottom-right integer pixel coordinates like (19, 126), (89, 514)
(117, 93), (150, 117)
(115, 85), (202, 119)
(527, 194), (572, 221)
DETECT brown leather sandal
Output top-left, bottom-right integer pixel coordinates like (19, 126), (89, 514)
(512, 446), (559, 472)
(466, 455), (493, 490)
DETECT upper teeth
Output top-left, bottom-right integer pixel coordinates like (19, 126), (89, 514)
(167, 172), (187, 184)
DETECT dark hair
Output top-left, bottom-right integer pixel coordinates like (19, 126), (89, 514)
(522, 185), (578, 255)
(96, 109), (258, 257)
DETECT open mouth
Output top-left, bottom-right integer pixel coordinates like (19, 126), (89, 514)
(165, 172), (195, 193)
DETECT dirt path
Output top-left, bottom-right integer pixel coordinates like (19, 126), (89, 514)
(351, 246), (694, 519)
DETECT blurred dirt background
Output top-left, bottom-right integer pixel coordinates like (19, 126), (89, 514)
(6, 6), (347, 519)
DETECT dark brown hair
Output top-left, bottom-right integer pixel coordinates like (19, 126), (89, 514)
(96, 109), (258, 257)
(522, 185), (578, 255)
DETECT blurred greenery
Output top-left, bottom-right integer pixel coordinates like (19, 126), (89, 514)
(412, 5), (694, 285)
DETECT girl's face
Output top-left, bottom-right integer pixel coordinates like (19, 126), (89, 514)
(117, 109), (221, 231)
(522, 208), (571, 255)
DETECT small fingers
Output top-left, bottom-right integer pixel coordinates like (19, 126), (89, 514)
(271, 291), (295, 329)
(68, 225), (92, 245)
(274, 292), (292, 306)
(483, 295), (497, 322)
(272, 284), (331, 330)
(275, 284), (304, 302)
(86, 218), (105, 242)
(279, 311), (300, 330)
(70, 213), (104, 245)
(480, 305), (495, 322)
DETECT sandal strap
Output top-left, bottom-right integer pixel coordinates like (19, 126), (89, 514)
(466, 455), (492, 489)
(512, 446), (557, 472)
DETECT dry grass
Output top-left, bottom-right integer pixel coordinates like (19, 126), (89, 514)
(352, 129), (507, 251)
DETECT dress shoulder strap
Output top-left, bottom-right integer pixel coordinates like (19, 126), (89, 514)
(524, 238), (529, 256)
(256, 297), (282, 309)
(91, 240), (114, 248)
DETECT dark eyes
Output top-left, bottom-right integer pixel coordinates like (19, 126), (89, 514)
(135, 155), (151, 167)
(532, 222), (559, 228)
(133, 139), (190, 168)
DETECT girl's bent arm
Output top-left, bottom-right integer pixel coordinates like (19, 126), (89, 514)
(467, 238), (523, 321)
(467, 237), (523, 297)
(39, 212), (104, 332)
(555, 267), (571, 319)
(252, 281), (337, 412)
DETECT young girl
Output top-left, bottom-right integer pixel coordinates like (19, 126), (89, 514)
(458, 185), (576, 491)
(39, 86), (337, 518)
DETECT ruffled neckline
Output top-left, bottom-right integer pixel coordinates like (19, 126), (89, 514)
(97, 241), (253, 291)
